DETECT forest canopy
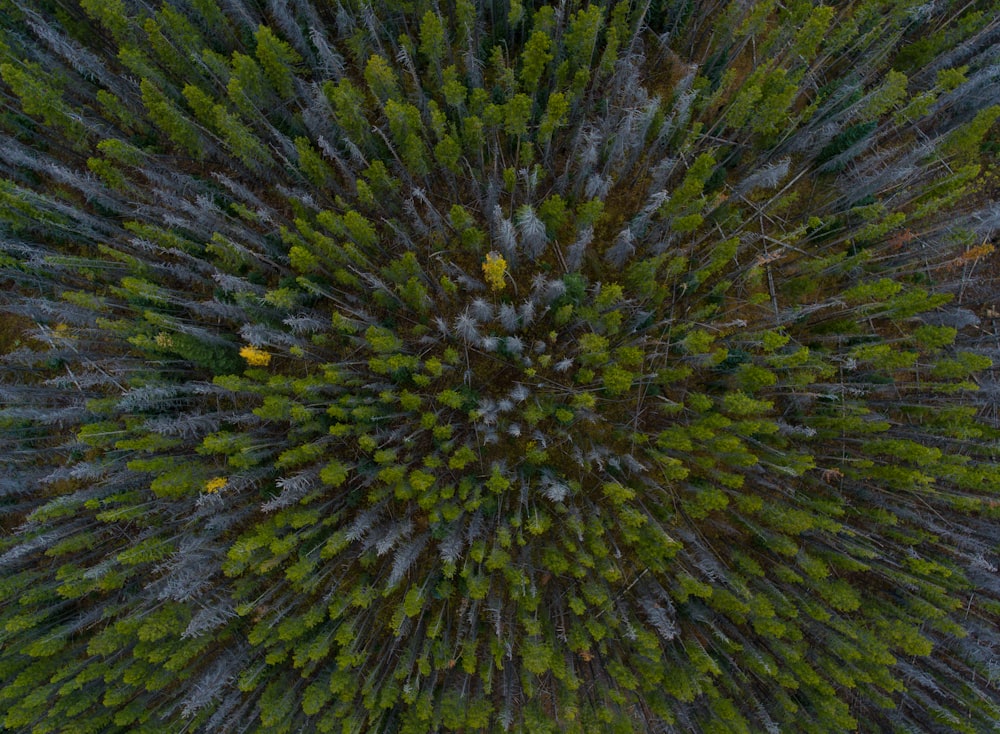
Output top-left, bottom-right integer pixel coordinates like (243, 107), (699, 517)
(1, 0), (999, 732)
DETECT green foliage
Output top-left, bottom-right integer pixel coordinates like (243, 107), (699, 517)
(816, 121), (877, 166)
(0, 62), (85, 143)
(520, 30), (553, 92)
(943, 105), (1000, 161)
(255, 25), (299, 99)
(418, 11), (446, 68)
(1, 3), (999, 734)
(139, 79), (203, 156)
(319, 460), (348, 487)
(79, 0), (131, 41)
(859, 70), (909, 120)
(364, 54), (399, 102)
(602, 365), (633, 395)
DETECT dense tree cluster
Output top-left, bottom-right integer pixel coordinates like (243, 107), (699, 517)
(1, 0), (999, 732)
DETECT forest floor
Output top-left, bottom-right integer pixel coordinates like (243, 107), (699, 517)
(0, 313), (31, 354)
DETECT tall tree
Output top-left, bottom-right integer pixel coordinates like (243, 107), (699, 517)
(0, 2), (998, 733)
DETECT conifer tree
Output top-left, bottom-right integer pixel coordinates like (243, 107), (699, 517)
(1, 1), (1000, 733)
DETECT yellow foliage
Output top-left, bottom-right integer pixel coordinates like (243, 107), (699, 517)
(955, 240), (994, 266)
(204, 476), (227, 493)
(52, 323), (75, 341)
(240, 344), (271, 366)
(482, 251), (507, 291)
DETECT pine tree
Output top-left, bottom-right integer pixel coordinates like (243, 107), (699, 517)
(1, 1), (1000, 733)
